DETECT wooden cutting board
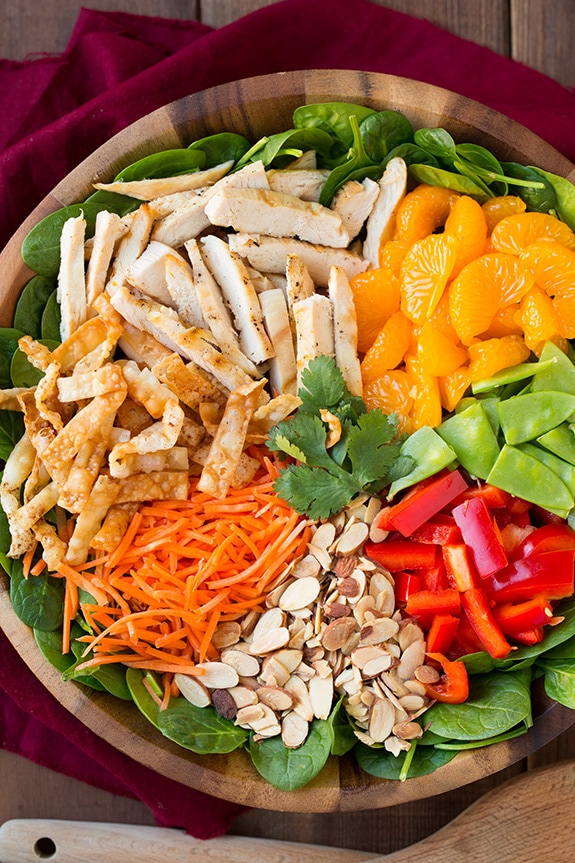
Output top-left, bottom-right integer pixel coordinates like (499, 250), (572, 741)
(0, 759), (572, 863)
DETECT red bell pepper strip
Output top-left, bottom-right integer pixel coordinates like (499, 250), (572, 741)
(405, 588), (461, 618)
(509, 627), (544, 646)
(424, 652), (469, 704)
(394, 571), (423, 603)
(411, 517), (461, 546)
(364, 540), (437, 571)
(421, 560), (450, 592)
(452, 483), (512, 510)
(460, 588), (512, 659)
(485, 549), (575, 603)
(452, 497), (508, 578)
(442, 544), (479, 591)
(380, 469), (468, 537)
(426, 614), (460, 654)
(492, 595), (553, 635)
(511, 523), (575, 561)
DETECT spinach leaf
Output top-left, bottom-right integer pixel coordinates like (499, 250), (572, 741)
(0, 328), (26, 388)
(249, 718), (332, 790)
(240, 128), (336, 169)
(383, 143), (440, 169)
(114, 148), (206, 182)
(34, 628), (77, 674)
(327, 697), (357, 756)
(9, 560), (64, 631)
(0, 487), (11, 557)
(433, 726), (529, 750)
(355, 740), (457, 780)
(158, 697), (247, 754)
(84, 189), (140, 216)
(408, 164), (491, 200)
(126, 669), (163, 729)
(41, 291), (62, 342)
(0, 410), (25, 461)
(13, 275), (56, 340)
(413, 127), (457, 162)
(293, 102), (376, 151)
(540, 659), (575, 708)
(359, 110), (413, 163)
(188, 132), (251, 166)
(461, 651), (496, 675)
(500, 162), (558, 214)
(319, 115), (380, 207)
(62, 638), (132, 699)
(10, 339), (59, 388)
(424, 668), (532, 740)
(532, 168), (575, 230)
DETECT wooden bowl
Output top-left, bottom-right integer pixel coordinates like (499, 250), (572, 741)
(1, 69), (574, 812)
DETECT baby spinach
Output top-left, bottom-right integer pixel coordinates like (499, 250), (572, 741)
(126, 669), (163, 729)
(358, 110), (414, 164)
(327, 697), (357, 756)
(188, 132), (251, 167)
(500, 162), (558, 214)
(293, 101), (376, 152)
(432, 726), (529, 750)
(236, 128), (335, 170)
(424, 667), (532, 740)
(9, 560), (64, 631)
(0, 328), (26, 388)
(10, 339), (59, 388)
(355, 740), (457, 780)
(13, 275), (56, 340)
(408, 164), (491, 200)
(158, 697), (248, 754)
(0, 411), (25, 462)
(413, 127), (457, 163)
(41, 292), (61, 342)
(533, 168), (575, 230)
(34, 628), (78, 674)
(62, 638), (132, 700)
(113, 148), (206, 182)
(249, 718), (332, 790)
(539, 659), (575, 708)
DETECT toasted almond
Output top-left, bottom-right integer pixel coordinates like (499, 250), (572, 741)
(398, 619), (425, 651)
(369, 522), (390, 543)
(248, 704), (281, 734)
(399, 694), (426, 712)
(359, 617), (399, 645)
(353, 594), (377, 625)
(174, 673), (211, 708)
(365, 496), (383, 525)
(397, 639), (426, 681)
(281, 711), (309, 749)
(336, 520), (369, 556)
(249, 627), (290, 655)
(369, 697), (395, 743)
(195, 661), (239, 689)
(220, 648), (261, 678)
(211, 621), (241, 650)
(284, 673), (314, 721)
(324, 601), (351, 619)
(362, 653), (395, 678)
(257, 685), (295, 712)
(334, 553), (358, 579)
(228, 685), (259, 709)
(307, 543), (332, 570)
(251, 607), (286, 641)
(279, 575), (321, 611)
(239, 608), (260, 638)
(274, 648), (305, 674)
(259, 656), (290, 686)
(312, 522), (337, 550)
(309, 673), (334, 720)
(404, 679), (428, 697)
(211, 688), (238, 720)
(385, 735), (411, 755)
(236, 704), (265, 726)
(414, 664), (440, 684)
(312, 658), (333, 679)
(291, 553), (321, 579)
(321, 616), (358, 651)
(351, 645), (390, 671)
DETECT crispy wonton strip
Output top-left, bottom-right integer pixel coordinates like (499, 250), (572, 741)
(65, 475), (120, 566)
(58, 415), (114, 513)
(113, 471), (189, 503)
(152, 353), (227, 409)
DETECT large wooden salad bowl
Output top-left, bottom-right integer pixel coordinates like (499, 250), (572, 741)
(0, 70), (574, 812)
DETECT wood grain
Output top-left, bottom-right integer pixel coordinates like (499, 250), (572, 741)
(510, 0), (575, 87)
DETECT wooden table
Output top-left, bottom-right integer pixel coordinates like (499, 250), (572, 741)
(0, 1), (574, 856)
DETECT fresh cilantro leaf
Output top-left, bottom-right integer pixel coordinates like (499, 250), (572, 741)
(346, 410), (403, 488)
(273, 464), (357, 520)
(298, 356), (348, 414)
(267, 413), (340, 473)
(271, 434), (307, 464)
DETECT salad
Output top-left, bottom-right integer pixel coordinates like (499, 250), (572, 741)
(2, 98), (575, 792)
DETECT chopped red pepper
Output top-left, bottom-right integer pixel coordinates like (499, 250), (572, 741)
(499, 523), (534, 556)
(492, 594), (553, 635)
(364, 539), (437, 571)
(405, 588), (461, 618)
(509, 627), (545, 646)
(442, 544), (479, 591)
(424, 652), (469, 703)
(448, 612), (485, 659)
(485, 549), (575, 603)
(411, 517), (461, 546)
(380, 469), (468, 537)
(452, 497), (508, 578)
(460, 588), (512, 659)
(421, 560), (450, 592)
(452, 484), (512, 510)
(426, 614), (460, 654)
(511, 523), (575, 561)
(394, 571), (423, 603)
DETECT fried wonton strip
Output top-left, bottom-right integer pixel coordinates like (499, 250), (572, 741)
(176, 415), (205, 455)
(18, 391), (57, 457)
(57, 364), (126, 402)
(0, 387), (31, 411)
(65, 475), (120, 566)
(197, 379), (265, 499)
(251, 394), (301, 431)
(9, 482), (59, 558)
(109, 446), (189, 479)
(86, 210), (129, 306)
(32, 517), (67, 570)
(52, 317), (110, 374)
(58, 415), (114, 513)
(120, 363), (178, 417)
(34, 362), (64, 432)
(58, 214), (87, 340)
(41, 387), (127, 470)
(90, 502), (138, 552)
(109, 398), (184, 478)
(23, 456), (51, 503)
(192, 442), (260, 490)
(92, 161), (233, 200)
(118, 322), (173, 369)
(114, 471), (189, 503)
(0, 433), (37, 556)
(152, 353), (227, 410)
(73, 318), (125, 376)
(18, 336), (55, 372)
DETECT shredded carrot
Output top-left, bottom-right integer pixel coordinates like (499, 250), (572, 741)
(58, 454), (311, 682)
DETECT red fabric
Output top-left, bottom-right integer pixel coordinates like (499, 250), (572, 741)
(1, 0), (575, 838)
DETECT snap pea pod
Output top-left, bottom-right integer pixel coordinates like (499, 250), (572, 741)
(437, 401), (500, 480)
(486, 444), (573, 516)
(497, 391), (575, 446)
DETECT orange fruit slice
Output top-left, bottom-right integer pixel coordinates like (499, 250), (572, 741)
(444, 195), (488, 277)
(480, 303), (523, 339)
(417, 321), (468, 377)
(394, 184), (459, 244)
(363, 370), (413, 433)
(378, 239), (409, 273)
(400, 233), (458, 325)
(404, 354), (443, 432)
(520, 241), (575, 338)
(350, 267), (401, 354)
(515, 286), (569, 355)
(482, 196), (527, 234)
(448, 252), (534, 345)
(491, 212), (575, 255)
(438, 366), (471, 413)
(360, 310), (412, 382)
(467, 335), (530, 382)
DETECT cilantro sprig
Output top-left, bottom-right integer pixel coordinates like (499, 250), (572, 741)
(267, 356), (413, 520)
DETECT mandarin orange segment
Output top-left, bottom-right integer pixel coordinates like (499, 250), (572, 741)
(399, 233), (458, 325)
(480, 303), (523, 339)
(444, 194), (488, 278)
(350, 267), (401, 354)
(363, 370), (413, 433)
(427, 292), (460, 342)
(515, 286), (568, 355)
(394, 184), (459, 245)
(404, 355), (443, 432)
(520, 241), (575, 338)
(482, 196), (527, 234)
(378, 239), (409, 273)
(360, 310), (412, 382)
(438, 366), (471, 412)
(491, 212), (575, 254)
(417, 321), (468, 377)
(448, 253), (533, 345)
(467, 335), (530, 382)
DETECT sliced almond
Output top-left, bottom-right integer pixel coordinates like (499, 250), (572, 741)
(368, 697), (395, 743)
(211, 688), (238, 720)
(257, 685), (295, 712)
(284, 673), (314, 721)
(236, 704), (265, 726)
(195, 661), (239, 689)
(251, 607), (286, 641)
(359, 617), (399, 645)
(397, 639), (426, 681)
(322, 616), (358, 651)
(281, 711), (309, 749)
(291, 554), (321, 579)
(309, 672), (334, 720)
(414, 664), (440, 684)
(362, 653), (395, 678)
(220, 648), (261, 678)
(312, 522), (337, 550)
(249, 626), (290, 655)
(398, 619), (425, 651)
(279, 575), (321, 611)
(174, 673), (211, 708)
(351, 645), (390, 671)
(335, 520), (369, 556)
(399, 694), (426, 713)
(273, 648), (304, 674)
(211, 621), (241, 650)
(228, 685), (259, 709)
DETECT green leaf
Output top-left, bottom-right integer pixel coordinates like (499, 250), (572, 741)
(126, 669), (162, 729)
(114, 148), (206, 182)
(0, 411), (25, 461)
(157, 697), (248, 754)
(298, 355), (349, 413)
(13, 275), (56, 340)
(41, 291), (62, 341)
(9, 560), (64, 631)
(249, 719), (332, 790)
(268, 412), (341, 473)
(327, 697), (357, 757)
(355, 741), (457, 780)
(346, 410), (402, 488)
(10, 339), (59, 388)
(541, 659), (575, 708)
(0, 328), (26, 388)
(188, 132), (251, 167)
(273, 463), (356, 521)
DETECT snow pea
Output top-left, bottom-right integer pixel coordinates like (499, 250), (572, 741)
(537, 424), (575, 467)
(437, 401), (500, 480)
(519, 442), (575, 496)
(486, 444), (573, 516)
(471, 356), (558, 395)
(387, 426), (456, 499)
(497, 391), (575, 445)
(531, 341), (575, 395)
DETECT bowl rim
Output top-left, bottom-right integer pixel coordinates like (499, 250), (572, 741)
(1, 69), (574, 812)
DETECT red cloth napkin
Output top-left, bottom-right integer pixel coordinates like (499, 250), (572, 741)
(1, 0), (575, 838)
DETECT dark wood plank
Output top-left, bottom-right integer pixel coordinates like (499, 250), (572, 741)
(200, 0), (279, 27)
(0, 0), (200, 61)
(510, 0), (575, 88)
